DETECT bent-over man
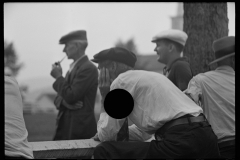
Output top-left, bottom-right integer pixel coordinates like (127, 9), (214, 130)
(91, 47), (220, 159)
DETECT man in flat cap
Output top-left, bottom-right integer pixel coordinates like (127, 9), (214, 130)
(91, 47), (220, 158)
(152, 29), (192, 91)
(50, 30), (98, 140)
(184, 36), (235, 159)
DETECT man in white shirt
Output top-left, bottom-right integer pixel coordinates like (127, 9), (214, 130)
(5, 76), (34, 159)
(184, 36), (235, 159)
(91, 47), (220, 158)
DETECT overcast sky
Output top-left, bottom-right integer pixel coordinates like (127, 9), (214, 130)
(4, 2), (235, 91)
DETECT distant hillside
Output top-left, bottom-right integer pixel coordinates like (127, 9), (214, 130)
(24, 86), (56, 103)
(17, 76), (55, 92)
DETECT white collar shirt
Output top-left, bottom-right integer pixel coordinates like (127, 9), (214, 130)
(97, 70), (202, 142)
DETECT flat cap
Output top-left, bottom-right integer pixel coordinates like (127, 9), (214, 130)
(151, 29), (188, 46)
(59, 30), (87, 44)
(91, 47), (137, 68)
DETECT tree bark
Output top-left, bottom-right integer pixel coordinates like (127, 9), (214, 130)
(183, 3), (228, 75)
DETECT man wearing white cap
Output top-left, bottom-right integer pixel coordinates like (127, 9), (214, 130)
(152, 29), (192, 91)
(184, 36), (235, 159)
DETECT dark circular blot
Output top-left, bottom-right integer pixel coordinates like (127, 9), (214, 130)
(104, 89), (134, 119)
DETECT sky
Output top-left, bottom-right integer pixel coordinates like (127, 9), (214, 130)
(4, 2), (235, 91)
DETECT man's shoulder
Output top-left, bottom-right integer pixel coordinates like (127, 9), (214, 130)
(172, 59), (190, 69)
(170, 59), (191, 76)
(75, 58), (98, 71)
(193, 71), (214, 82)
(111, 70), (135, 87)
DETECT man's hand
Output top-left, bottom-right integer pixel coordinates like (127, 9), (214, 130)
(91, 133), (100, 141)
(51, 63), (63, 79)
(99, 67), (111, 100)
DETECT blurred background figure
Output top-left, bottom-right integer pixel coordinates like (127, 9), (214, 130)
(50, 30), (98, 140)
(5, 76), (34, 159)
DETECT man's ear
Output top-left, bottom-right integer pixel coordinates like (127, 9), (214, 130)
(75, 42), (82, 51)
(168, 43), (174, 52)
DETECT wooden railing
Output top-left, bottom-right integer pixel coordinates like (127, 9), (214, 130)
(29, 139), (100, 159)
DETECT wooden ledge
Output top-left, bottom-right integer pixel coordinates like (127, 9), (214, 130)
(29, 139), (101, 159)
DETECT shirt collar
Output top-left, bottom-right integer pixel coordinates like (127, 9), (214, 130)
(69, 55), (86, 72)
(70, 55), (86, 67)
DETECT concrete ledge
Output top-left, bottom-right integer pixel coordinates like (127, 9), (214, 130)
(29, 139), (100, 159)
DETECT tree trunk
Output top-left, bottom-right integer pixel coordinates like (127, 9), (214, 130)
(183, 3), (228, 75)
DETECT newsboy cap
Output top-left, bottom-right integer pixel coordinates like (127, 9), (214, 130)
(151, 29), (188, 46)
(59, 30), (87, 44)
(208, 36), (235, 65)
(91, 47), (137, 68)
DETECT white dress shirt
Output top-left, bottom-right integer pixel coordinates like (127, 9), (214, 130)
(184, 66), (235, 143)
(97, 70), (203, 142)
(5, 76), (34, 159)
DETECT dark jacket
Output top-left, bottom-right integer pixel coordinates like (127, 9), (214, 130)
(53, 55), (98, 140)
(163, 57), (193, 91)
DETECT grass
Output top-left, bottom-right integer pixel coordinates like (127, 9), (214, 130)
(23, 112), (57, 142)
(23, 102), (101, 142)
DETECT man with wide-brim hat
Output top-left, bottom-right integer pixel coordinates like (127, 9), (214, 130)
(91, 47), (220, 159)
(184, 36), (235, 159)
(151, 29), (193, 91)
(50, 30), (98, 141)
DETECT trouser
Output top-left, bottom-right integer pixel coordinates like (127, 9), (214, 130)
(93, 120), (220, 159)
(219, 143), (235, 159)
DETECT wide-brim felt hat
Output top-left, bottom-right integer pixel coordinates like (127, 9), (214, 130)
(59, 30), (87, 44)
(208, 36), (235, 65)
(91, 47), (137, 68)
(151, 29), (188, 46)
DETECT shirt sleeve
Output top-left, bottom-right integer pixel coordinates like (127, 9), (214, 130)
(97, 112), (126, 142)
(184, 76), (203, 107)
(129, 124), (153, 141)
